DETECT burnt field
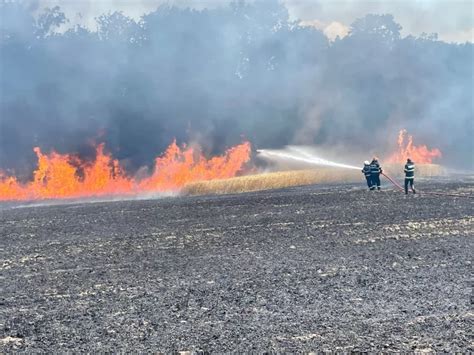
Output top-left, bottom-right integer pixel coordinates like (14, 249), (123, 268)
(1, 180), (473, 352)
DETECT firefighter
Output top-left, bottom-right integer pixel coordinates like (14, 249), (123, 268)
(404, 158), (416, 194)
(369, 158), (382, 190)
(361, 161), (372, 189)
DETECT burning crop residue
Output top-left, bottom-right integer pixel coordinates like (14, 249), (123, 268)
(0, 129), (444, 201)
(0, 141), (251, 201)
(387, 129), (442, 164)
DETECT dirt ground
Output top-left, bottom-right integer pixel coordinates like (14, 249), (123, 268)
(1, 180), (473, 352)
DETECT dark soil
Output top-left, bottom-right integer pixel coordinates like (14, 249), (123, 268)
(1, 180), (473, 352)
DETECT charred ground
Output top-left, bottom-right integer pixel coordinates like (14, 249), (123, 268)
(1, 179), (473, 352)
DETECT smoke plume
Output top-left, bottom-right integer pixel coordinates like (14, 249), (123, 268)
(0, 0), (473, 177)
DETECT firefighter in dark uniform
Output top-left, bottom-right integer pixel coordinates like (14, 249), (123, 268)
(361, 160), (372, 189)
(404, 158), (416, 194)
(369, 158), (382, 190)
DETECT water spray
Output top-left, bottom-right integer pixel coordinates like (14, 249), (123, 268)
(257, 147), (360, 170)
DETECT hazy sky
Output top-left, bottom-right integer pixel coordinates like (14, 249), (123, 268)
(37, 0), (474, 43)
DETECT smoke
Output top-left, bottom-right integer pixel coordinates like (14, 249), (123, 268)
(0, 0), (473, 178)
(2, 190), (177, 209)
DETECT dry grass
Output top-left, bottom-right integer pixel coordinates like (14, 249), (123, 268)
(183, 164), (446, 196)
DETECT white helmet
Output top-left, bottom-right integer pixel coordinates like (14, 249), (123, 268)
(364, 160), (370, 165)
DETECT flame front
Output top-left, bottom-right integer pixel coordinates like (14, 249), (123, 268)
(386, 129), (442, 164)
(0, 141), (251, 201)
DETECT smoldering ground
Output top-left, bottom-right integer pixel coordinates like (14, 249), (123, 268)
(1, 180), (473, 352)
(0, 0), (473, 179)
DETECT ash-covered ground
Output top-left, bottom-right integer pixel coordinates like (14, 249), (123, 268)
(1, 180), (473, 352)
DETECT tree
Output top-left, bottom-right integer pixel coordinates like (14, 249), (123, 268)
(36, 6), (67, 38)
(349, 14), (401, 42)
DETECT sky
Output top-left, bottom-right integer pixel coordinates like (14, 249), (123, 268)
(37, 0), (473, 43)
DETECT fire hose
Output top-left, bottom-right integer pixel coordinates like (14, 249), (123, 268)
(381, 172), (472, 198)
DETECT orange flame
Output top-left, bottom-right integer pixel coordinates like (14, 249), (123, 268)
(387, 129), (442, 164)
(0, 140), (251, 201)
